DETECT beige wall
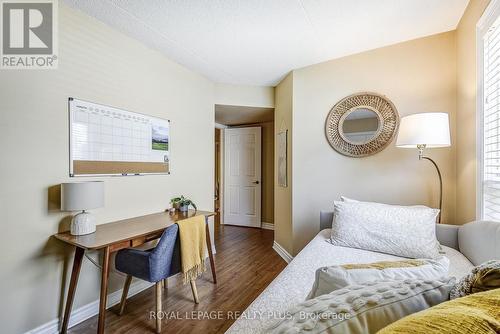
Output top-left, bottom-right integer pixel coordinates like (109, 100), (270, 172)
(0, 4), (214, 334)
(274, 73), (294, 254)
(261, 122), (275, 224)
(290, 32), (458, 254)
(214, 83), (275, 108)
(456, 0), (490, 224)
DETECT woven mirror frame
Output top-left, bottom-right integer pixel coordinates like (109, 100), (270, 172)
(325, 93), (399, 157)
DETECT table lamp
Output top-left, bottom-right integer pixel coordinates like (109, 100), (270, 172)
(61, 181), (104, 235)
(396, 112), (451, 223)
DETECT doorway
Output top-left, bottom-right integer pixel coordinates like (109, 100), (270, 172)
(224, 127), (262, 227)
(214, 105), (274, 230)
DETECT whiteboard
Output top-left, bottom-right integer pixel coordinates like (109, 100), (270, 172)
(69, 98), (170, 176)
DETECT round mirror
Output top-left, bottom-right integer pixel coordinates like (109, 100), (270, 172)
(325, 92), (399, 158)
(341, 108), (380, 144)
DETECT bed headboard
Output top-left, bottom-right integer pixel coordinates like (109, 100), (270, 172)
(459, 221), (500, 265)
(320, 211), (334, 231)
(319, 210), (460, 251)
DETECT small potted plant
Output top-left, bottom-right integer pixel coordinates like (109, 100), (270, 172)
(170, 195), (197, 212)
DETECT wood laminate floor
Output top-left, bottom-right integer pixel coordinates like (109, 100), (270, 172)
(70, 225), (286, 334)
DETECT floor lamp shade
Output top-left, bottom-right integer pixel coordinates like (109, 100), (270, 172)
(61, 182), (104, 235)
(395, 112), (450, 224)
(396, 112), (450, 148)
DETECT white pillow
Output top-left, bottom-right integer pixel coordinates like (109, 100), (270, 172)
(268, 277), (456, 334)
(331, 201), (440, 259)
(340, 196), (362, 203)
(341, 196), (429, 209)
(307, 256), (450, 299)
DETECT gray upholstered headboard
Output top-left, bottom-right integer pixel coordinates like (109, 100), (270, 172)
(435, 224), (459, 250)
(319, 210), (460, 251)
(320, 211), (334, 231)
(458, 221), (500, 265)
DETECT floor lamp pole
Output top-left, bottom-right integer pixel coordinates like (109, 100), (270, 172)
(418, 145), (443, 224)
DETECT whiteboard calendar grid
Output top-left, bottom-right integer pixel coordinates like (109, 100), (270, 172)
(69, 98), (170, 176)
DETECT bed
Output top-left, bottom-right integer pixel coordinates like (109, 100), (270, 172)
(225, 223), (475, 334)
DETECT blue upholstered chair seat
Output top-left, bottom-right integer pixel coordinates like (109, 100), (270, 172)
(115, 224), (181, 283)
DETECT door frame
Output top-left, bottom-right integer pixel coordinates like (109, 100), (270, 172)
(222, 126), (262, 228)
(219, 127), (225, 225)
(215, 123), (226, 225)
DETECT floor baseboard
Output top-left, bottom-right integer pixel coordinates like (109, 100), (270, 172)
(261, 222), (274, 230)
(272, 241), (293, 263)
(25, 251), (217, 334)
(25, 279), (153, 334)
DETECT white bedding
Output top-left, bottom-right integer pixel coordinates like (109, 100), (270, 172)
(225, 229), (474, 334)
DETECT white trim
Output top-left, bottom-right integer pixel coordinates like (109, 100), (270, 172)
(272, 241), (293, 263)
(476, 0), (500, 220)
(24, 279), (153, 334)
(215, 122), (228, 129)
(24, 250), (218, 334)
(477, 0), (500, 30)
(261, 222), (274, 230)
(219, 128), (225, 225)
(477, 13), (485, 220)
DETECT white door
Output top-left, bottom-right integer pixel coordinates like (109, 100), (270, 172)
(224, 127), (261, 227)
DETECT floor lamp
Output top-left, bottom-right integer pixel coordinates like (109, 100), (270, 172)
(396, 112), (451, 224)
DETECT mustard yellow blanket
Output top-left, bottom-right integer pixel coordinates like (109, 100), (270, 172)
(177, 215), (206, 284)
(379, 288), (500, 334)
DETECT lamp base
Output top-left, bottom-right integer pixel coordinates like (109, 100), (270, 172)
(70, 211), (96, 235)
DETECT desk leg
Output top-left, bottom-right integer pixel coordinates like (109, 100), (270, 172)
(205, 217), (217, 284)
(97, 246), (111, 334)
(61, 247), (84, 334)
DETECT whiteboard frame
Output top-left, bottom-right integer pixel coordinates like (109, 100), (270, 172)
(68, 97), (171, 177)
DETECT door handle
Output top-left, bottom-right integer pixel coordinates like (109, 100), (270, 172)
(252, 181), (260, 184)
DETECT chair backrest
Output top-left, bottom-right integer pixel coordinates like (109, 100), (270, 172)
(458, 220), (500, 266)
(149, 224), (180, 282)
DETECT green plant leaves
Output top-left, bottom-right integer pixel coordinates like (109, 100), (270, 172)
(170, 195), (196, 209)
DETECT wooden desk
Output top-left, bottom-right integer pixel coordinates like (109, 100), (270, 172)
(54, 210), (216, 334)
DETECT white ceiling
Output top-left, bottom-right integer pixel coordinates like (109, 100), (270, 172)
(63, 0), (469, 86)
(215, 105), (274, 125)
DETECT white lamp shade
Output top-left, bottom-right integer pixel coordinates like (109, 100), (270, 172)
(396, 112), (451, 148)
(61, 181), (104, 211)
